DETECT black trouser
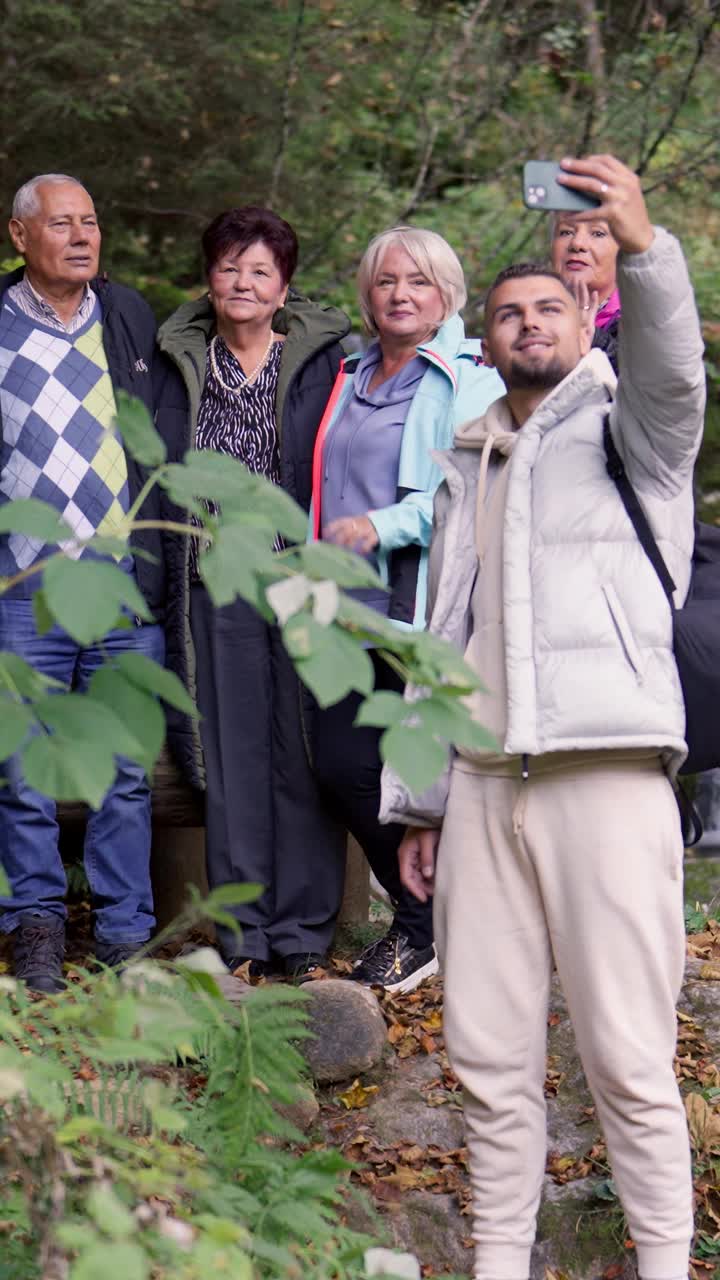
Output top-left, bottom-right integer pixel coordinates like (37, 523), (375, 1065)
(313, 650), (434, 950)
(190, 584), (346, 962)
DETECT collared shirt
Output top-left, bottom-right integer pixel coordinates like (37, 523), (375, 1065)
(6, 273), (97, 335)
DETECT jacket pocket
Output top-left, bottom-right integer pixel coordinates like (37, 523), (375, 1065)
(602, 583), (644, 682)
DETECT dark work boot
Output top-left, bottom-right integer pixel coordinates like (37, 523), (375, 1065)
(13, 916), (66, 994)
(95, 941), (144, 974)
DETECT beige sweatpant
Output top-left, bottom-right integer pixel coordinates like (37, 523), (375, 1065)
(434, 758), (692, 1280)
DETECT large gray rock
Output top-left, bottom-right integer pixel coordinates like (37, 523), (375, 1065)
(386, 1191), (473, 1276)
(303, 978), (388, 1084)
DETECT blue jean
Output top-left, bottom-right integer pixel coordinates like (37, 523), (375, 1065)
(0, 600), (164, 942)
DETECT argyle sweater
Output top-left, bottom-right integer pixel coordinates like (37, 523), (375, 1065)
(0, 297), (132, 595)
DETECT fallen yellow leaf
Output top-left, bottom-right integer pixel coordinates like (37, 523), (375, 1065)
(338, 1079), (380, 1110)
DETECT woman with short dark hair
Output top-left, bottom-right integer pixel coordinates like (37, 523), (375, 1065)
(159, 206), (350, 980)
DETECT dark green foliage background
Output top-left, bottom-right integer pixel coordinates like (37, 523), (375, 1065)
(2, 0), (719, 504)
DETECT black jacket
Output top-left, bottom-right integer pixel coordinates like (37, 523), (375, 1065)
(156, 291), (351, 788)
(0, 267), (180, 620)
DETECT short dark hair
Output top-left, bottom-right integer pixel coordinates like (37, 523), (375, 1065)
(201, 205), (299, 284)
(484, 261), (574, 317)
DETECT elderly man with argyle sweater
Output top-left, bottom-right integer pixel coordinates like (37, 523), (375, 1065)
(0, 174), (180, 993)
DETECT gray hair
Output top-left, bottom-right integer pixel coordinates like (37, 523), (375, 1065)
(357, 225), (467, 335)
(12, 174), (92, 220)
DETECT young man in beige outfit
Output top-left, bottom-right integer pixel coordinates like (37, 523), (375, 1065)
(382, 155), (706, 1280)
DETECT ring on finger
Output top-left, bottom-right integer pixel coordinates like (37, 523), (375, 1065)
(600, 182), (609, 194)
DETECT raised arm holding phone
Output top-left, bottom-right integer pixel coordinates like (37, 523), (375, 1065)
(384, 154), (705, 1280)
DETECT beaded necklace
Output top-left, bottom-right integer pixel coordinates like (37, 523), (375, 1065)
(209, 331), (277, 392)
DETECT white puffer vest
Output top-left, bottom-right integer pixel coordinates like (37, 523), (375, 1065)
(380, 227), (706, 826)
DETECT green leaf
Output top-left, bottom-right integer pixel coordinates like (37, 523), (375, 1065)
(201, 524), (278, 608)
(283, 614), (373, 705)
(32, 589), (55, 636)
(114, 389), (167, 467)
(335, 594), (413, 646)
(86, 1184), (135, 1240)
(22, 733), (116, 809)
(0, 496), (73, 542)
(221, 483), (307, 542)
(412, 695), (499, 753)
(116, 650), (198, 717)
(380, 721), (449, 795)
(0, 864), (9, 896)
(34, 691), (148, 766)
(298, 541), (385, 589)
(354, 690), (407, 728)
(0, 651), (63, 698)
(411, 630), (481, 691)
(71, 1239), (149, 1280)
(0, 700), (33, 759)
(43, 558), (151, 645)
(86, 669), (166, 774)
(161, 450), (307, 541)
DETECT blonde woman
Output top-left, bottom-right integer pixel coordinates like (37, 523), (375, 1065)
(309, 226), (504, 993)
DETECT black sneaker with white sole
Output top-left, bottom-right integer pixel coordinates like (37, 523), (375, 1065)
(349, 929), (438, 995)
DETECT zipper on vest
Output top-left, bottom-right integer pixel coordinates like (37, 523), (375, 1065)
(521, 753), (529, 781)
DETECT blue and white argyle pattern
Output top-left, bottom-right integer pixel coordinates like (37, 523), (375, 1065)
(0, 299), (131, 585)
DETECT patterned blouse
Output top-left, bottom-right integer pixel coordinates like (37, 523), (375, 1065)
(191, 336), (283, 578)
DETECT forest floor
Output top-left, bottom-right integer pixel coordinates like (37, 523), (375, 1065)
(4, 855), (720, 1280)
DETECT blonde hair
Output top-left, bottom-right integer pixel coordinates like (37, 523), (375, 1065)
(357, 226), (467, 335)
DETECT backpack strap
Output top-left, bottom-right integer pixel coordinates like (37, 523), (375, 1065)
(602, 414), (677, 606)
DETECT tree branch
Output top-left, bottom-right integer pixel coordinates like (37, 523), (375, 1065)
(636, 9), (717, 176)
(268, 0), (306, 206)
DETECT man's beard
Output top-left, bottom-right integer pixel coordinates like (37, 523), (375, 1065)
(507, 355), (574, 391)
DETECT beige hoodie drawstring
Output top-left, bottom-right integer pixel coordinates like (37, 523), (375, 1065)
(475, 433), (496, 566)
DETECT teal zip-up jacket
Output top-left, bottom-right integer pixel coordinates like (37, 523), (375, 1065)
(309, 313), (504, 629)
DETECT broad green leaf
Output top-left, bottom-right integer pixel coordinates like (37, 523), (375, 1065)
(162, 450), (306, 540)
(32, 589), (55, 636)
(34, 691), (148, 766)
(380, 721), (449, 795)
(411, 630), (481, 690)
(201, 524), (278, 608)
(43, 558), (151, 645)
(86, 1184), (135, 1240)
(71, 1239), (149, 1280)
(284, 614), (373, 705)
(116, 651), (198, 717)
(0, 651), (62, 699)
(0, 497), (73, 542)
(23, 733), (116, 809)
(86, 669), (165, 774)
(82, 535), (142, 559)
(413, 696), (499, 753)
(115, 389), (167, 467)
(335, 594), (413, 647)
(221, 482), (307, 542)
(298, 540), (385, 589)
(0, 700), (33, 759)
(354, 690), (407, 729)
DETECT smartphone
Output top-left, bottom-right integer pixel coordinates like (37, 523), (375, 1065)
(522, 161), (601, 212)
